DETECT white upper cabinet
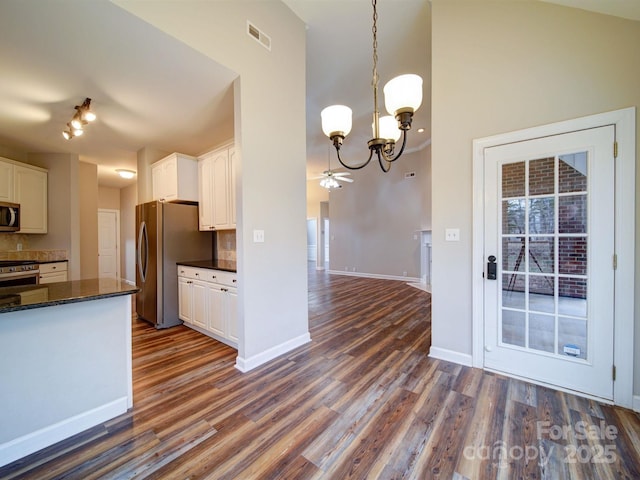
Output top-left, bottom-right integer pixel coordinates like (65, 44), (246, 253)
(151, 153), (198, 203)
(0, 157), (48, 234)
(14, 166), (48, 233)
(198, 145), (236, 231)
(0, 160), (13, 202)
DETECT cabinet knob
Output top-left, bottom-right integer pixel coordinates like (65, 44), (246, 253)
(195, 272), (199, 277)
(232, 279), (237, 283)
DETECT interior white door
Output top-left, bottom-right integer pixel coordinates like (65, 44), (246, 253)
(483, 126), (615, 400)
(98, 209), (119, 279)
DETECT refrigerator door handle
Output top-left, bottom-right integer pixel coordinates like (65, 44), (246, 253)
(137, 221), (148, 282)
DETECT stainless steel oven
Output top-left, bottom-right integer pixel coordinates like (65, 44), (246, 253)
(0, 261), (39, 288)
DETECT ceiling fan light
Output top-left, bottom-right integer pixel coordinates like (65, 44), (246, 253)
(384, 74), (423, 115)
(376, 115), (401, 142)
(321, 105), (352, 138)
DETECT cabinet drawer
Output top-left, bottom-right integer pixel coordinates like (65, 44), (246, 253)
(177, 266), (205, 280)
(39, 261), (67, 274)
(212, 270), (237, 287)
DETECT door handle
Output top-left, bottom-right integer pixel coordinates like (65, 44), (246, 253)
(487, 255), (497, 280)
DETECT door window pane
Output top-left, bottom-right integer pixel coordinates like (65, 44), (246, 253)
(502, 161), (525, 198)
(503, 199), (526, 234)
(502, 310), (525, 347)
(529, 313), (555, 353)
(529, 197), (554, 234)
(559, 237), (587, 275)
(558, 278), (587, 317)
(559, 195), (586, 234)
(529, 157), (555, 195)
(559, 152), (587, 193)
(558, 317), (587, 360)
(502, 237), (525, 271)
(503, 273), (525, 309)
(529, 236), (554, 274)
(529, 276), (555, 313)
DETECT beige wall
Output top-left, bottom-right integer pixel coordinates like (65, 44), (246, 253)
(136, 147), (168, 204)
(117, 0), (309, 366)
(27, 152), (81, 280)
(98, 187), (121, 210)
(328, 147), (430, 278)
(431, 1), (640, 392)
(79, 162), (98, 279)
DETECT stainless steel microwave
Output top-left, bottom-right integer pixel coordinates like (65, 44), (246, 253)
(0, 202), (20, 232)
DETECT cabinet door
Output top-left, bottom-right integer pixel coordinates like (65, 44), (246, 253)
(192, 281), (207, 329)
(198, 157), (213, 231)
(161, 157), (178, 201)
(178, 277), (193, 324)
(207, 284), (226, 337)
(0, 160), (13, 201)
(14, 166), (47, 233)
(151, 163), (164, 201)
(211, 150), (230, 229)
(229, 148), (236, 227)
(226, 288), (238, 343)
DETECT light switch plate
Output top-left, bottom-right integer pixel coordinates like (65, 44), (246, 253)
(253, 229), (265, 243)
(445, 228), (460, 242)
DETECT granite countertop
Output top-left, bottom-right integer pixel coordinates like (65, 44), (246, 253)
(177, 259), (237, 273)
(0, 278), (139, 314)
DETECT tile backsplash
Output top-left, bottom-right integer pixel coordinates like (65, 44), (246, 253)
(0, 234), (68, 262)
(216, 230), (236, 262)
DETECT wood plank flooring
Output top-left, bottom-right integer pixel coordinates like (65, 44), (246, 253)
(2, 268), (639, 479)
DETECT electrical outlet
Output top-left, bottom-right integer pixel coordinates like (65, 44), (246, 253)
(253, 229), (265, 243)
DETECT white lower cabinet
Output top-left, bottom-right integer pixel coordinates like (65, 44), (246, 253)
(178, 266), (237, 348)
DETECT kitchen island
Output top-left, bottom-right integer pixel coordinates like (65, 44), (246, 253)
(0, 279), (138, 467)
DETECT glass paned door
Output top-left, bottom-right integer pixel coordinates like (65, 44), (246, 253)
(484, 126), (615, 400)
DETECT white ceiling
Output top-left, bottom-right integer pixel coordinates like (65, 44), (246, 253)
(0, 0), (237, 188)
(0, 1), (637, 188)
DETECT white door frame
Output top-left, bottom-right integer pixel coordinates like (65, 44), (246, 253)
(98, 208), (121, 280)
(471, 107), (635, 408)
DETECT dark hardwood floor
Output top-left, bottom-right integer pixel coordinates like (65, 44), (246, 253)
(2, 268), (639, 479)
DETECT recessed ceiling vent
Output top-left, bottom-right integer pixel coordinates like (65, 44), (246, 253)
(247, 21), (271, 51)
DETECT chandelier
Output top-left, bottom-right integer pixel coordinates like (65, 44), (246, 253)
(62, 98), (97, 140)
(320, 0), (423, 173)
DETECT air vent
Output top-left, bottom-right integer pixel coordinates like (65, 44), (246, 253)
(247, 21), (271, 51)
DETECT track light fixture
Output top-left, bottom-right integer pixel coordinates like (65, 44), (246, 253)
(320, 0), (423, 172)
(62, 97), (96, 140)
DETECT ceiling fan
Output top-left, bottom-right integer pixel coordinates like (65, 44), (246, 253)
(311, 148), (354, 189)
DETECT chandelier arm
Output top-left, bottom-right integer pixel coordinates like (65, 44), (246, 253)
(379, 129), (408, 164)
(335, 145), (374, 170)
(376, 149), (392, 172)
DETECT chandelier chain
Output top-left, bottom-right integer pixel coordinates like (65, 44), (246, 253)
(371, 0), (379, 120)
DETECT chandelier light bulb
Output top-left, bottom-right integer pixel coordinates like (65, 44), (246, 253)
(70, 116), (83, 130)
(62, 130), (72, 140)
(73, 127), (83, 136)
(321, 105), (352, 138)
(375, 115), (402, 142)
(384, 74), (423, 116)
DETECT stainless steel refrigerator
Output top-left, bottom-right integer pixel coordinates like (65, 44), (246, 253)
(136, 201), (212, 328)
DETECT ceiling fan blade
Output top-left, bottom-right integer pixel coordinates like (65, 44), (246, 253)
(336, 176), (354, 183)
(333, 172), (351, 177)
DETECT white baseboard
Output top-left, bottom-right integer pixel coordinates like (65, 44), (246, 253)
(633, 395), (640, 413)
(327, 270), (420, 283)
(0, 397), (128, 468)
(235, 332), (311, 372)
(428, 346), (473, 367)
